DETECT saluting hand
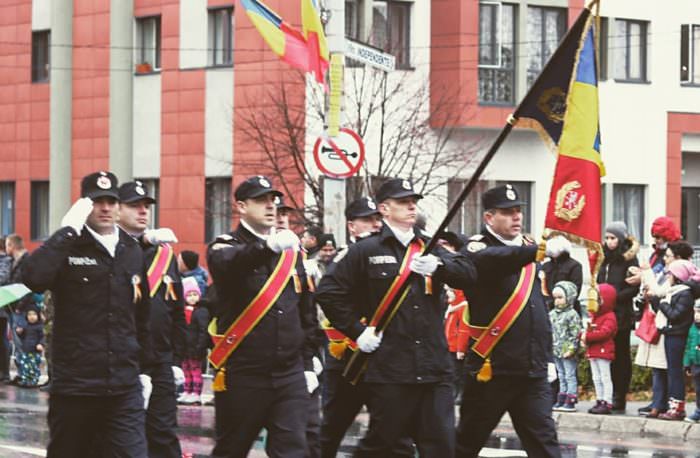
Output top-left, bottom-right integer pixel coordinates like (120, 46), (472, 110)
(61, 197), (94, 235)
(266, 229), (300, 253)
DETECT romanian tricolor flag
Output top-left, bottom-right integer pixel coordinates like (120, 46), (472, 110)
(515, 4), (605, 280)
(241, 0), (329, 84)
(301, 0), (330, 84)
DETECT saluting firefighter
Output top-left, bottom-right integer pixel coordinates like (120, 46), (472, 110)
(206, 176), (319, 458)
(319, 197), (411, 458)
(316, 179), (477, 457)
(455, 184), (560, 458)
(118, 181), (186, 458)
(22, 172), (152, 458)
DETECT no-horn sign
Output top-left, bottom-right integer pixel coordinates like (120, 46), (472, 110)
(313, 128), (365, 179)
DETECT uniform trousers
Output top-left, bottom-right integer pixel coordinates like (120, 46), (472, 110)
(306, 387), (321, 458)
(356, 381), (454, 458)
(212, 373), (308, 458)
(456, 375), (560, 458)
(47, 388), (146, 458)
(320, 370), (413, 458)
(145, 362), (182, 458)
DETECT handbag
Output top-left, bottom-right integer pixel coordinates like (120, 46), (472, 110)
(634, 303), (660, 344)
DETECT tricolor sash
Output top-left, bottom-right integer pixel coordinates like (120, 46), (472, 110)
(470, 262), (536, 358)
(147, 244), (174, 297)
(322, 319), (358, 360)
(342, 239), (425, 383)
(208, 249), (298, 370)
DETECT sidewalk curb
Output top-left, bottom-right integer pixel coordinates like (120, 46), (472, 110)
(498, 411), (699, 441)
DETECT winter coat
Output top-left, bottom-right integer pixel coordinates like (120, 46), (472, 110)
(181, 265), (209, 297)
(635, 304), (667, 369)
(597, 237), (640, 329)
(656, 285), (694, 337)
(584, 295), (617, 361)
(184, 305), (210, 360)
(8, 252), (33, 313)
(445, 289), (467, 353)
(0, 253), (12, 285)
(19, 321), (44, 353)
(684, 324), (700, 368)
(541, 253), (583, 311)
(549, 305), (582, 358)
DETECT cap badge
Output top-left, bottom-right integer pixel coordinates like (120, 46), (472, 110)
(274, 196), (281, 205)
(135, 186), (145, 196)
(259, 177), (271, 188)
(97, 176), (111, 190)
(506, 189), (516, 200)
(401, 180), (411, 190)
(367, 199), (376, 210)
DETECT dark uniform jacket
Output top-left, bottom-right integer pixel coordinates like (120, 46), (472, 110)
(315, 225), (477, 384)
(22, 226), (151, 396)
(140, 241), (186, 366)
(462, 230), (552, 378)
(207, 224), (317, 387)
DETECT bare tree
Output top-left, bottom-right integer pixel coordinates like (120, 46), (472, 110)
(235, 65), (481, 226)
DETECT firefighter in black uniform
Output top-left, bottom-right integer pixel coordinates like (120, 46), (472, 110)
(118, 181), (186, 458)
(316, 179), (477, 458)
(22, 171), (152, 458)
(455, 184), (560, 458)
(207, 175), (318, 458)
(320, 196), (411, 457)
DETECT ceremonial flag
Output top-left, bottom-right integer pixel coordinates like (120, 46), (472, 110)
(514, 5), (605, 278)
(301, 0), (330, 84)
(240, 0), (329, 85)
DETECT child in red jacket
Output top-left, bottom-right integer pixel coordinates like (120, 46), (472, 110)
(582, 283), (618, 414)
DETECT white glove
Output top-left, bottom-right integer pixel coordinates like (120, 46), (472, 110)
(139, 374), (153, 409)
(172, 366), (185, 386)
(545, 235), (570, 258)
(356, 326), (383, 353)
(312, 356), (323, 376)
(266, 229), (300, 253)
(547, 362), (558, 383)
(409, 254), (441, 276)
(143, 228), (178, 245)
(304, 371), (319, 394)
(61, 197), (93, 235)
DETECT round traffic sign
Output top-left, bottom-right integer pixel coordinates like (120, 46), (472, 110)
(313, 128), (365, 179)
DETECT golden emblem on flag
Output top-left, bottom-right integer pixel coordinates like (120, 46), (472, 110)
(537, 87), (567, 123)
(554, 181), (586, 222)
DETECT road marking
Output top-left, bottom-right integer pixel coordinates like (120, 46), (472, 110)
(479, 448), (527, 457)
(0, 444), (46, 456)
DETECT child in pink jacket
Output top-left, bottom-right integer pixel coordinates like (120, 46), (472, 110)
(583, 283), (618, 415)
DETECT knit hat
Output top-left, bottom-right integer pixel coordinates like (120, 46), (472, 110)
(180, 250), (199, 271)
(605, 221), (628, 242)
(552, 280), (578, 307)
(667, 259), (700, 282)
(182, 276), (201, 298)
(651, 216), (682, 242)
(545, 235), (572, 258)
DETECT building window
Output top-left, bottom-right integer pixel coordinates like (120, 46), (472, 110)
(478, 2), (516, 104)
(205, 178), (232, 242)
(681, 24), (700, 84)
(31, 30), (50, 83)
(371, 0), (411, 68)
(447, 179), (532, 236)
(346, 0), (361, 40)
(135, 178), (159, 228)
(526, 6), (566, 88)
(612, 184), (645, 243)
(209, 7), (234, 66)
(135, 16), (161, 73)
(31, 181), (49, 241)
(598, 17), (609, 81)
(0, 183), (14, 235)
(614, 19), (648, 82)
